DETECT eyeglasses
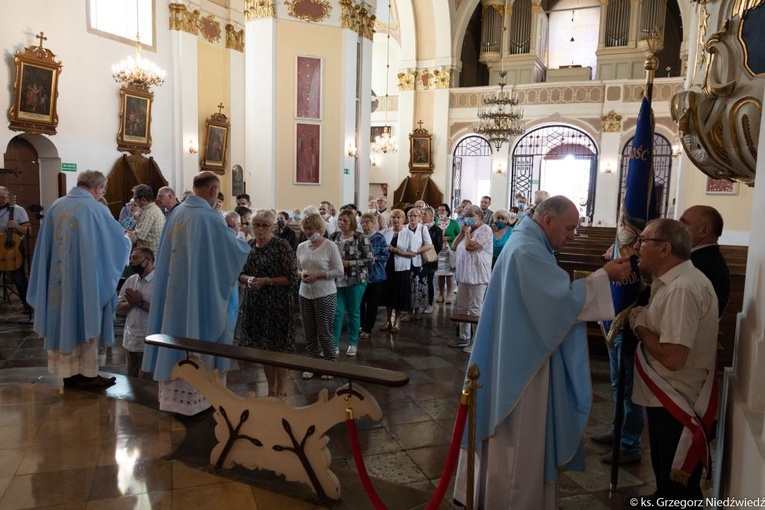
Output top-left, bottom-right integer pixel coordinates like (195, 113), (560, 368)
(636, 236), (667, 247)
(252, 223), (271, 229)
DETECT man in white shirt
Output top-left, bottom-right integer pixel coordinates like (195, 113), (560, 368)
(320, 201), (337, 235)
(630, 218), (718, 501)
(117, 247), (155, 378)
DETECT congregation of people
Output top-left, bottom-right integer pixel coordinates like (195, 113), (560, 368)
(14, 169), (730, 509)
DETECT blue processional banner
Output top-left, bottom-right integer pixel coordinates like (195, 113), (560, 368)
(601, 94), (658, 345)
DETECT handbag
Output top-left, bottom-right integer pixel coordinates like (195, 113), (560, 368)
(421, 245), (439, 264)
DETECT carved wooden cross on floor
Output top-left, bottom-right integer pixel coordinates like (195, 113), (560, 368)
(36, 32), (47, 50)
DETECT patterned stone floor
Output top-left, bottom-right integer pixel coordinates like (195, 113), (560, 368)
(0, 292), (672, 509)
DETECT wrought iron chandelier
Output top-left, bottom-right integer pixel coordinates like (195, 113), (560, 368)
(111, 3), (165, 90)
(372, 0), (397, 155)
(474, 70), (525, 150)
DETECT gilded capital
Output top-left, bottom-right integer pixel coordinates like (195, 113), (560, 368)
(398, 70), (417, 91)
(601, 110), (623, 132)
(244, 0), (275, 20)
(169, 3), (199, 35)
(226, 24), (245, 52)
(434, 67), (453, 89)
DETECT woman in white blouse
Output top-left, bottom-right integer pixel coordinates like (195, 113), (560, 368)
(403, 207), (433, 320)
(296, 212), (344, 379)
(381, 209), (432, 332)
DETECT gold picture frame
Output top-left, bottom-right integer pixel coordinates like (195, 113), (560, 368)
(202, 109), (230, 173)
(117, 87), (153, 154)
(8, 33), (63, 136)
(409, 123), (434, 173)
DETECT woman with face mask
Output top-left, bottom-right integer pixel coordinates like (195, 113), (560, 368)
(367, 199), (388, 231)
(296, 212), (344, 379)
(491, 208), (514, 268)
(450, 204), (493, 353)
(276, 211), (298, 252)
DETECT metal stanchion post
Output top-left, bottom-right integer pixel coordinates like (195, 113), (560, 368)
(465, 364), (481, 510)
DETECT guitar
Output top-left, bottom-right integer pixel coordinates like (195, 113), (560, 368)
(0, 195), (24, 272)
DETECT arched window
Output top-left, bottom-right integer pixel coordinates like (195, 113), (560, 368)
(616, 134), (673, 220)
(452, 136), (493, 213)
(511, 125), (598, 220)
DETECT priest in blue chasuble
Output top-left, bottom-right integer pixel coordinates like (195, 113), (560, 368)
(142, 171), (250, 415)
(28, 170), (131, 389)
(454, 196), (633, 509)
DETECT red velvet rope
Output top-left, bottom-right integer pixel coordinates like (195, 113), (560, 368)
(346, 417), (388, 510)
(345, 399), (470, 510)
(426, 399), (469, 510)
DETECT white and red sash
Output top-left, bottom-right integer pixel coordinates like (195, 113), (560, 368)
(635, 344), (718, 488)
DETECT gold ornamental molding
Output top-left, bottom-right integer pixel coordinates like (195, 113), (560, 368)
(226, 24), (245, 52)
(419, 69), (433, 89)
(398, 69), (417, 91)
(285, 0), (332, 23)
(244, 0), (275, 19)
(169, 3), (199, 35)
(601, 110), (622, 132)
(170, 4), (241, 51)
(199, 14), (222, 43)
(485, 4), (505, 17)
(532, 2), (542, 12)
(434, 67), (453, 89)
(341, 0), (376, 40)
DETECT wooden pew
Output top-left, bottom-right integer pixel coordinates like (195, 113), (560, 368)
(556, 240), (747, 367)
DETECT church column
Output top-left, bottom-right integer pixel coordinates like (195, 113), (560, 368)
(627, 0), (642, 46)
(226, 24), (245, 191)
(432, 70), (452, 201)
(340, 31), (360, 206)
(244, 8), (276, 207)
(397, 74), (416, 187)
(169, 3), (200, 192)
(355, 24), (374, 205)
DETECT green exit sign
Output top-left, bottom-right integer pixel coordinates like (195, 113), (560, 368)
(61, 162), (77, 172)
(343, 168), (350, 175)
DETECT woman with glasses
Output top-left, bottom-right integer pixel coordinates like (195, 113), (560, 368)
(238, 209), (299, 398)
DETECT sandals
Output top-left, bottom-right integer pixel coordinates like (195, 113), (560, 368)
(380, 322), (391, 331)
(436, 296), (444, 303)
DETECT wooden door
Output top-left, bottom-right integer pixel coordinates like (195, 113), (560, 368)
(2, 137), (42, 258)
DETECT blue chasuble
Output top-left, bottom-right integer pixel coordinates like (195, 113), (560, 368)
(27, 187), (131, 352)
(465, 218), (592, 482)
(142, 195), (250, 381)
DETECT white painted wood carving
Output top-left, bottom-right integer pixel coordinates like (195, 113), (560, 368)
(172, 357), (382, 499)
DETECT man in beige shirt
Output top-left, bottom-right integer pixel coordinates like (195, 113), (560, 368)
(630, 218), (718, 502)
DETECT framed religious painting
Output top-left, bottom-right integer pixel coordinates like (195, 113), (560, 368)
(295, 123), (321, 185)
(117, 87), (153, 154)
(408, 124), (434, 173)
(8, 34), (63, 135)
(296, 56), (322, 120)
(202, 110), (230, 173)
(705, 177), (739, 195)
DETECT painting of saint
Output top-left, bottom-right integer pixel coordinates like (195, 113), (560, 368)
(18, 64), (54, 118)
(296, 123), (320, 184)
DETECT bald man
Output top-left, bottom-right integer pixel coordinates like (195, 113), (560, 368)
(679, 205), (731, 315)
(156, 186), (181, 218)
(142, 171), (250, 415)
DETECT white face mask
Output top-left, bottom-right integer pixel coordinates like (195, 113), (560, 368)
(368, 208), (377, 214)
(509, 212), (517, 219)
(308, 232), (321, 242)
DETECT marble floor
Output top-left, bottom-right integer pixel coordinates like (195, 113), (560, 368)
(0, 293), (669, 509)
